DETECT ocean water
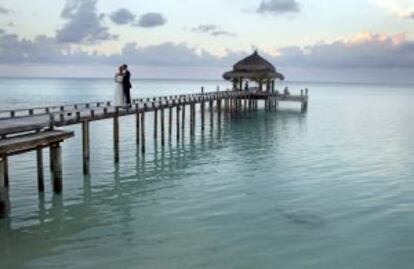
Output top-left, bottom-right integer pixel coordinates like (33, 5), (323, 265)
(0, 78), (414, 269)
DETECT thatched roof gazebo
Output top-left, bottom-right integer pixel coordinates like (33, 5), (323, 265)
(223, 51), (284, 92)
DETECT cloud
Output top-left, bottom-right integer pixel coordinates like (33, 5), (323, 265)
(1, 30), (414, 74)
(110, 8), (136, 25)
(272, 32), (414, 69)
(56, 0), (117, 43)
(191, 24), (236, 37)
(257, 0), (300, 15)
(0, 32), (223, 66)
(0, 29), (4, 34)
(192, 24), (217, 33)
(0, 33), (100, 64)
(109, 9), (166, 28)
(372, 0), (414, 18)
(118, 42), (217, 65)
(211, 31), (236, 37)
(0, 6), (10, 14)
(135, 13), (166, 28)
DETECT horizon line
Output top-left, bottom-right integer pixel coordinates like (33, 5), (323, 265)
(0, 76), (413, 87)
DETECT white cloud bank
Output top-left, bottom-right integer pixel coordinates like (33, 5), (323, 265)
(1, 31), (413, 68)
(1, 30), (413, 83)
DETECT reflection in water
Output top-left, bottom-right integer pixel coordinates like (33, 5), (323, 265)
(1, 82), (414, 269)
(1, 106), (308, 269)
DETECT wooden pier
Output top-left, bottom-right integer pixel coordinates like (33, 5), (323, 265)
(0, 89), (308, 218)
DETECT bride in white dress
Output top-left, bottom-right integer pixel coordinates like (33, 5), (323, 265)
(114, 66), (125, 107)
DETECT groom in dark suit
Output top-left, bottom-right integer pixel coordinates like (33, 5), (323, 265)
(122, 64), (132, 106)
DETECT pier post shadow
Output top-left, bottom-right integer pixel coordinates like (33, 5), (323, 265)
(82, 174), (92, 205)
(37, 192), (46, 224)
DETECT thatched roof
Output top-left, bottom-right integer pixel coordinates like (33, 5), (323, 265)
(223, 51), (284, 81)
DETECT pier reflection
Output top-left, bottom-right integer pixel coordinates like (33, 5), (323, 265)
(0, 110), (306, 268)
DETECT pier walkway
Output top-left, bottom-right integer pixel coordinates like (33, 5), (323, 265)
(0, 90), (308, 217)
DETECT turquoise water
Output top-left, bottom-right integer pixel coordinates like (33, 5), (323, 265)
(1, 78), (414, 268)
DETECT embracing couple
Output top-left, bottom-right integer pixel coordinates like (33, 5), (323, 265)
(114, 64), (132, 107)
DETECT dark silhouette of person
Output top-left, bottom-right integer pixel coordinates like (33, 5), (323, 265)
(122, 64), (132, 106)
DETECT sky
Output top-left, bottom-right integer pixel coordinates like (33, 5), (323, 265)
(0, 0), (414, 82)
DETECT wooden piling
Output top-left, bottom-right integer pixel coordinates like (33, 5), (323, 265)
(135, 105), (140, 145)
(1, 154), (8, 188)
(209, 99), (214, 127)
(201, 98), (205, 131)
(60, 112), (64, 123)
(217, 99), (222, 124)
(113, 109), (120, 163)
(190, 101), (194, 136)
(301, 100), (308, 113)
(36, 147), (44, 192)
(181, 101), (186, 135)
(161, 106), (165, 146)
(153, 103), (158, 140)
(176, 105), (180, 140)
(141, 112), (146, 153)
(82, 120), (90, 175)
(0, 158), (4, 183)
(0, 156), (9, 218)
(169, 105), (173, 137)
(192, 102), (196, 134)
(248, 95), (252, 111)
(50, 143), (62, 193)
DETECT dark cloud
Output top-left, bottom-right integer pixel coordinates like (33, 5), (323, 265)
(135, 13), (167, 28)
(0, 6), (10, 14)
(191, 24), (236, 37)
(110, 8), (136, 25)
(56, 0), (117, 43)
(0, 29), (4, 34)
(258, 0), (300, 15)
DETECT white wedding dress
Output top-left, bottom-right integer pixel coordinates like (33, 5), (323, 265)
(114, 74), (125, 107)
